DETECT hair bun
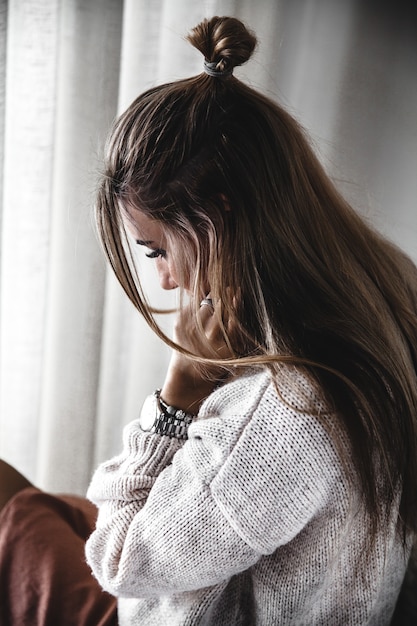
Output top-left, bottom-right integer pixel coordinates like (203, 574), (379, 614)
(187, 16), (257, 74)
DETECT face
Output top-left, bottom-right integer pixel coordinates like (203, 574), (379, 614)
(121, 205), (181, 291)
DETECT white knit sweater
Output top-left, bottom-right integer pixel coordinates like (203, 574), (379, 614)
(85, 367), (409, 625)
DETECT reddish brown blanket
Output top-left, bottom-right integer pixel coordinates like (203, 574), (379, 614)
(0, 487), (117, 626)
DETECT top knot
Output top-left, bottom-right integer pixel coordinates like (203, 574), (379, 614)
(186, 16), (257, 77)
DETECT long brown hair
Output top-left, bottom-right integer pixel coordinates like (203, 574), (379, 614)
(96, 16), (417, 547)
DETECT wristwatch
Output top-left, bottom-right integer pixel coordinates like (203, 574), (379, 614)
(139, 389), (195, 439)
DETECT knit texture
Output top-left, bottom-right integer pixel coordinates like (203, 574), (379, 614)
(86, 367), (409, 625)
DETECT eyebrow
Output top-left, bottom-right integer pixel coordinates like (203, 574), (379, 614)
(135, 239), (154, 246)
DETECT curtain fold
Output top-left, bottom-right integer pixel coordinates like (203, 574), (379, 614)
(0, 1), (6, 220)
(0, 0), (416, 495)
(1, 0), (60, 484)
(36, 0), (124, 493)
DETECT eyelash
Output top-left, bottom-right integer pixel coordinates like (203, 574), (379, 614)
(145, 248), (166, 259)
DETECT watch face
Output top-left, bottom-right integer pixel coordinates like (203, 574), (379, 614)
(139, 394), (158, 431)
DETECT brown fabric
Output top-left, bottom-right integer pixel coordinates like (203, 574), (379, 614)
(0, 487), (117, 626)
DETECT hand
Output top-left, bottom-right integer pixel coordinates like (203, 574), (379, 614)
(161, 298), (234, 414)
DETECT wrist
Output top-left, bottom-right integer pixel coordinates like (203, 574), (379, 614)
(139, 390), (195, 440)
(161, 376), (215, 415)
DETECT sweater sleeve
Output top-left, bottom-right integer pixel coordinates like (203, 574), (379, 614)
(85, 371), (342, 599)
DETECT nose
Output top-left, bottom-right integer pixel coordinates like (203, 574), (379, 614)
(155, 257), (178, 290)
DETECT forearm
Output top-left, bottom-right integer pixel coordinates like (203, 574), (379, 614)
(85, 418), (259, 598)
(86, 425), (184, 595)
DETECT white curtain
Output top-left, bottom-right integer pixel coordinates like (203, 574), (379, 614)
(0, 0), (416, 495)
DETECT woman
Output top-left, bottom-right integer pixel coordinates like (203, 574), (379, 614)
(1, 15), (417, 625)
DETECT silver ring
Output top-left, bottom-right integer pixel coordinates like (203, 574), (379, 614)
(200, 298), (214, 308)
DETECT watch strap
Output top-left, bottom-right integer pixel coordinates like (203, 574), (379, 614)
(152, 390), (195, 439)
